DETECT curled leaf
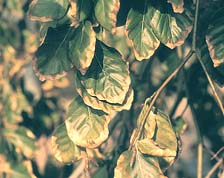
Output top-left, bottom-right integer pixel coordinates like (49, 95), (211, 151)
(206, 8), (224, 67)
(28, 0), (69, 22)
(78, 41), (131, 104)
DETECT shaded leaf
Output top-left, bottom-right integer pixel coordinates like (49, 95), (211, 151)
(65, 96), (110, 148)
(206, 8), (224, 67)
(69, 0), (93, 22)
(51, 123), (82, 163)
(94, 0), (120, 30)
(3, 127), (36, 158)
(173, 116), (187, 134)
(114, 150), (166, 178)
(78, 41), (131, 104)
(69, 21), (96, 74)
(28, 0), (69, 22)
(199, 43), (224, 86)
(34, 25), (73, 81)
(75, 72), (134, 114)
(126, 1), (193, 60)
(167, 0), (184, 13)
(93, 166), (109, 178)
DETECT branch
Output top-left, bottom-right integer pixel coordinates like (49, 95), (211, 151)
(205, 159), (223, 178)
(197, 55), (224, 115)
(129, 50), (194, 149)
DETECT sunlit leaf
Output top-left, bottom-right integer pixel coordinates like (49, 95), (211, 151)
(33, 25), (73, 81)
(65, 96), (110, 148)
(126, 1), (192, 60)
(69, 0), (93, 22)
(206, 8), (224, 67)
(69, 21), (96, 74)
(28, 0), (69, 22)
(51, 123), (82, 163)
(94, 0), (120, 30)
(3, 127), (36, 158)
(114, 150), (166, 178)
(78, 41), (131, 104)
(167, 0), (184, 13)
(75, 73), (134, 114)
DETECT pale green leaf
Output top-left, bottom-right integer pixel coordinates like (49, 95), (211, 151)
(51, 123), (82, 163)
(75, 72), (134, 114)
(69, 0), (93, 22)
(126, 1), (193, 60)
(206, 8), (224, 67)
(93, 166), (108, 178)
(28, 0), (69, 22)
(69, 21), (96, 75)
(34, 25), (73, 81)
(114, 150), (166, 178)
(65, 96), (110, 148)
(94, 0), (120, 30)
(167, 0), (184, 13)
(78, 41), (131, 104)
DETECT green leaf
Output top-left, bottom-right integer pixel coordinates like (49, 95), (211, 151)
(94, 0), (120, 30)
(199, 43), (224, 86)
(167, 0), (184, 13)
(75, 72), (134, 114)
(28, 0), (69, 22)
(206, 8), (224, 67)
(69, 0), (93, 22)
(78, 41), (131, 104)
(133, 99), (178, 169)
(126, 1), (193, 60)
(114, 150), (166, 178)
(65, 96), (110, 148)
(3, 127), (36, 158)
(51, 123), (82, 163)
(69, 21), (96, 74)
(34, 25), (73, 81)
(173, 116), (187, 134)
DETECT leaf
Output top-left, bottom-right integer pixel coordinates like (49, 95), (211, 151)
(126, 1), (193, 60)
(51, 123), (82, 163)
(28, 0), (69, 22)
(206, 8), (224, 67)
(69, 0), (93, 22)
(199, 43), (224, 86)
(78, 41), (131, 104)
(133, 100), (178, 169)
(126, 3), (160, 61)
(75, 72), (134, 114)
(114, 150), (166, 178)
(167, 0), (184, 13)
(94, 0), (120, 30)
(34, 25), (73, 81)
(65, 96), (110, 148)
(3, 127), (36, 158)
(69, 21), (96, 74)
(173, 116), (187, 134)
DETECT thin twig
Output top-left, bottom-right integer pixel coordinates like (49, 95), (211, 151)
(205, 159), (223, 178)
(129, 50), (194, 150)
(197, 143), (203, 178)
(197, 56), (224, 115)
(192, 0), (200, 51)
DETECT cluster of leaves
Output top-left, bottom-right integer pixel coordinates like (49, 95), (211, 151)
(27, 0), (224, 177)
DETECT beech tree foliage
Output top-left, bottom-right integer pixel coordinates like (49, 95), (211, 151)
(0, 0), (224, 177)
